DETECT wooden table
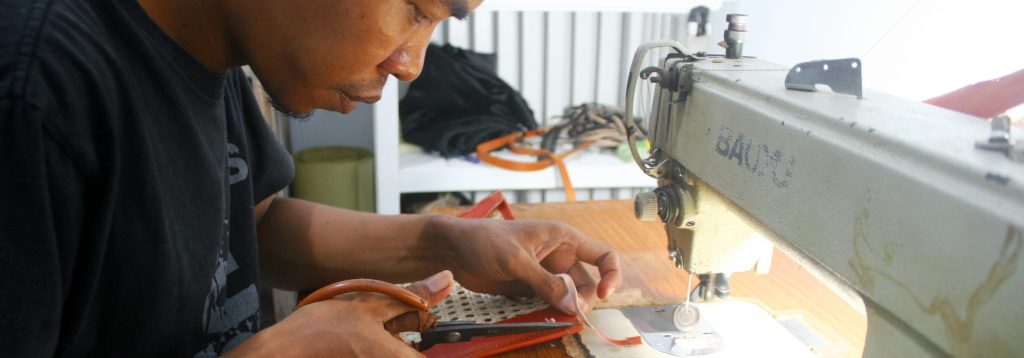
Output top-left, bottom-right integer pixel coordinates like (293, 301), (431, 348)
(440, 200), (867, 357)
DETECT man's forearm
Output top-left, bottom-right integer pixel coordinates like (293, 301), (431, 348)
(256, 197), (455, 290)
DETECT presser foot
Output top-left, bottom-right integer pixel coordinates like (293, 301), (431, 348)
(673, 303), (701, 333)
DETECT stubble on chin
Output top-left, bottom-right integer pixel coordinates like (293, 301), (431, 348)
(267, 94), (313, 120)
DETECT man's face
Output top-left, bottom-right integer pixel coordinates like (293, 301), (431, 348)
(228, 0), (482, 116)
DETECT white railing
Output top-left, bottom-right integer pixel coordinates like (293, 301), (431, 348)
(375, 2), (724, 213)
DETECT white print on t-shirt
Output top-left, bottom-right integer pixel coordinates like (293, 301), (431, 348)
(194, 142), (258, 357)
(195, 248), (260, 357)
(227, 143), (249, 185)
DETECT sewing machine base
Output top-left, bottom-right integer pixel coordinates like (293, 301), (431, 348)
(622, 305), (724, 356)
(581, 301), (822, 357)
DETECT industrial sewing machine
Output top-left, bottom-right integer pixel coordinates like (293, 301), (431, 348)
(621, 14), (1024, 357)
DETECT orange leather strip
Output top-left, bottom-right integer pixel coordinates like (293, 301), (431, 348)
(475, 130), (594, 202)
(456, 191), (516, 220)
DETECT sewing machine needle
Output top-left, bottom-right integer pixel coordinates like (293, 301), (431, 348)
(685, 273), (693, 308)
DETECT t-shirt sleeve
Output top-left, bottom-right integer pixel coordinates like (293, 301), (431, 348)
(229, 70), (294, 202)
(0, 97), (65, 356)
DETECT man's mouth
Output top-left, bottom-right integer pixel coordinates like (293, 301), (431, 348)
(336, 92), (357, 114)
(336, 91), (383, 114)
(345, 93), (383, 104)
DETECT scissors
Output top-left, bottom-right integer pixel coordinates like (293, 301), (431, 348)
(416, 320), (575, 351)
(295, 278), (577, 351)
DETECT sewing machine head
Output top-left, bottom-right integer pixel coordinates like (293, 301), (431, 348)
(624, 15), (1024, 356)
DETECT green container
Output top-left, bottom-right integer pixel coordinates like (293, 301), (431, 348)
(292, 146), (375, 212)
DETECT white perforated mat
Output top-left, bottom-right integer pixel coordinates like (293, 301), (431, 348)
(431, 282), (549, 323)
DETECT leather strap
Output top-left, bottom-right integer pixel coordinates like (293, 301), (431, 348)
(457, 191), (516, 220)
(476, 130), (594, 202)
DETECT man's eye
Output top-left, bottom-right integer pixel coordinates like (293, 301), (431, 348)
(408, 4), (429, 25)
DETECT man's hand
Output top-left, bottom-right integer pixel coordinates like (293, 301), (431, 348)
(429, 217), (622, 315)
(225, 271), (454, 357)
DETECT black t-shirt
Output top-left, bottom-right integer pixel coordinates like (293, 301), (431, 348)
(0, 0), (294, 356)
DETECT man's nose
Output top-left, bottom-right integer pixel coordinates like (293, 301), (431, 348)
(380, 36), (430, 82)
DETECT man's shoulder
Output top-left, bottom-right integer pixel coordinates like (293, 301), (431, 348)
(0, 0), (116, 100)
(0, 0), (135, 182)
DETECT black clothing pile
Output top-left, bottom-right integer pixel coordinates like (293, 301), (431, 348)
(400, 44), (538, 157)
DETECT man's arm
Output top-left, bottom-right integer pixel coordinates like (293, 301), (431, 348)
(254, 194), (622, 314)
(255, 196), (452, 291)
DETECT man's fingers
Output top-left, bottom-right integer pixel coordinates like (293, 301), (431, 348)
(567, 262), (597, 313)
(509, 253), (576, 315)
(370, 327), (427, 358)
(570, 235), (622, 299)
(403, 270), (455, 307)
(512, 224), (623, 312)
(594, 251), (622, 299)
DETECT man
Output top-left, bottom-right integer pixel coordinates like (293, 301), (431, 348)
(0, 0), (621, 356)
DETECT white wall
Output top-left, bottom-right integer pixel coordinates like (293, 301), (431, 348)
(734, 0), (1024, 101)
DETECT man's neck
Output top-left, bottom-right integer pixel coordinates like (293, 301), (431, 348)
(137, 0), (240, 72)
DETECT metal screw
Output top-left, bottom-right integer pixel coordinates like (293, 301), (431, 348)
(976, 114), (1023, 162)
(446, 332), (462, 343)
(672, 166), (685, 182)
(724, 14), (749, 59)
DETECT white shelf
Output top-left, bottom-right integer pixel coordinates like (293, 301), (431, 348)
(399, 150), (655, 193)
